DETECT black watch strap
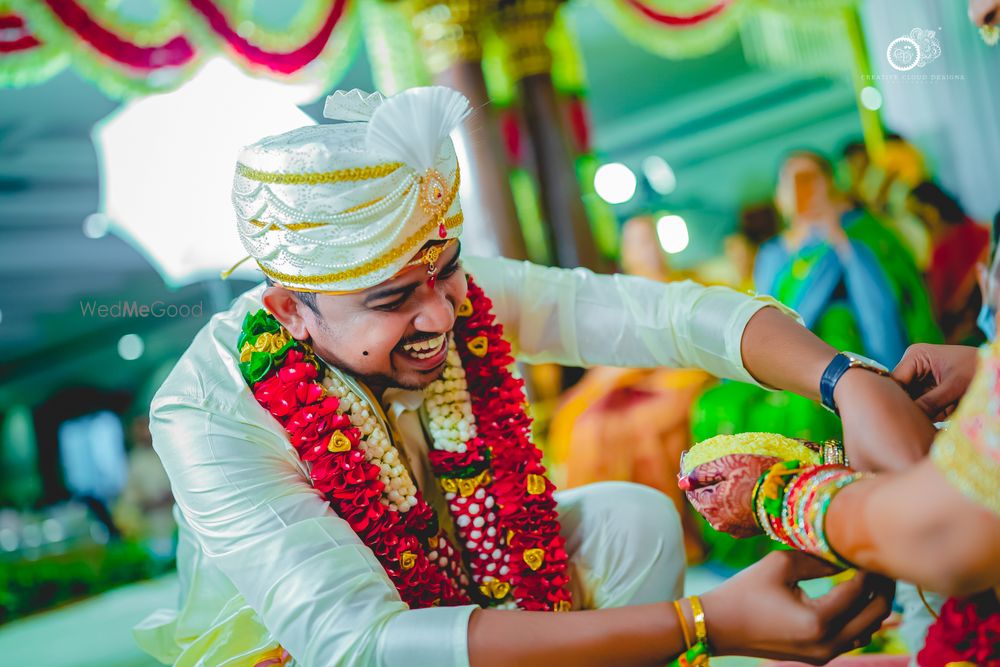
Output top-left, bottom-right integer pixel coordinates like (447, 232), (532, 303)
(820, 353), (853, 415)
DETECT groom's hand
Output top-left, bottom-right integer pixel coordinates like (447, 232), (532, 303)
(703, 551), (895, 663)
(835, 369), (936, 471)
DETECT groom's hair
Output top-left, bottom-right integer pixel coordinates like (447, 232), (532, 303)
(264, 276), (320, 314)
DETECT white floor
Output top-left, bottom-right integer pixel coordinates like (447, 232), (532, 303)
(0, 566), (760, 666)
(0, 575), (177, 667)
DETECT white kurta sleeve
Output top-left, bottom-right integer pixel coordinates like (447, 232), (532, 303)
(150, 390), (477, 667)
(463, 255), (799, 384)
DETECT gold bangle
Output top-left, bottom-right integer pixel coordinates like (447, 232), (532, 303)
(689, 595), (708, 647)
(673, 600), (693, 649)
(750, 474), (766, 530)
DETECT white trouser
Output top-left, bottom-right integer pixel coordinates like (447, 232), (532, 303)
(556, 481), (686, 610)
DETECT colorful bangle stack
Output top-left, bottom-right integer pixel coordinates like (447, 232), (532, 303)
(754, 460), (865, 567)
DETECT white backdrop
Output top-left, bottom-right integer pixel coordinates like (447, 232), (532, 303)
(863, 0), (1000, 221)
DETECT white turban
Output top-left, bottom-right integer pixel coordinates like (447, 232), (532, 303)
(232, 86), (471, 293)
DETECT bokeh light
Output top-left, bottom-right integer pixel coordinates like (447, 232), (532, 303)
(594, 162), (637, 204)
(656, 214), (690, 254)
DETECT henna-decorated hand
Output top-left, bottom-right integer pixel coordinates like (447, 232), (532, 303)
(679, 454), (781, 538)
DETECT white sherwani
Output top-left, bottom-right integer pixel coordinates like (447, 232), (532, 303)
(136, 256), (785, 666)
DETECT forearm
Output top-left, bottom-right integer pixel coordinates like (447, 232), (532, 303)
(468, 603), (684, 667)
(825, 461), (1000, 596)
(739, 306), (837, 400)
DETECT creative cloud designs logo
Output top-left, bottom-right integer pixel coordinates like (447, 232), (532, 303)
(886, 28), (943, 71)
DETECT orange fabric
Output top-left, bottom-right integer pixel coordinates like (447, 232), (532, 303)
(550, 367), (714, 560)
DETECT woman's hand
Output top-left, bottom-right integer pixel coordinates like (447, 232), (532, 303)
(679, 454), (780, 537)
(892, 343), (980, 421)
(703, 551), (895, 664)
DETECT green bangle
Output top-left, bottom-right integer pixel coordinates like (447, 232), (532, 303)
(668, 641), (710, 667)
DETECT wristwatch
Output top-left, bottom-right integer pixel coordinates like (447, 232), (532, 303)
(819, 352), (890, 415)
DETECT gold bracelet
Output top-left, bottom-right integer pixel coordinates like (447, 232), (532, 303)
(689, 595), (708, 647)
(673, 599), (693, 649)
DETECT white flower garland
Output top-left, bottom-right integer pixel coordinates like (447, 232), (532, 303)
(316, 337), (479, 513)
(320, 371), (419, 512)
(424, 339), (477, 453)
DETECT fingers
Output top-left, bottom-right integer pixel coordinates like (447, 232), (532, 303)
(826, 575), (895, 653)
(891, 348), (923, 386)
(799, 573), (893, 662)
(809, 572), (869, 624)
(892, 344), (938, 388)
(772, 550), (844, 583)
(914, 384), (958, 418)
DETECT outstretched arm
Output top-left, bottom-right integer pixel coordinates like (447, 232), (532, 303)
(740, 307), (935, 470)
(468, 255), (935, 470)
(468, 551), (893, 667)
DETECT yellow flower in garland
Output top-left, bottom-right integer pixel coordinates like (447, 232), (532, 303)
(240, 330), (292, 362)
(526, 474), (546, 495)
(479, 579), (511, 600)
(523, 548), (545, 571)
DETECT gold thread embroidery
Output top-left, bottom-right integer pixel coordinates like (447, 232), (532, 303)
(932, 424), (1000, 516)
(248, 220), (327, 231)
(249, 186), (417, 232)
(929, 348), (1000, 516)
(236, 161), (403, 185)
(259, 211), (462, 287)
(258, 168), (462, 287)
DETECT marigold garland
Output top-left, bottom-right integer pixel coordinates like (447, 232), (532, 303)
(236, 275), (572, 611)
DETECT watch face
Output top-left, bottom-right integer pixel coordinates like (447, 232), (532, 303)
(845, 352), (889, 373)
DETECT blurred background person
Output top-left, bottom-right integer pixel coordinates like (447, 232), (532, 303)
(755, 150), (940, 369)
(907, 181), (990, 345)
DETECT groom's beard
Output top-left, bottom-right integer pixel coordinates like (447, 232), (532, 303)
(314, 342), (446, 395)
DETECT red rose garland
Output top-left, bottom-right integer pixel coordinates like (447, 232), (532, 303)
(431, 277), (573, 611)
(917, 593), (1000, 666)
(237, 275), (572, 611)
(250, 348), (468, 608)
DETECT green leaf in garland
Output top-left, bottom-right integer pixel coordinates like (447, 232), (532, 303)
(240, 351), (275, 385)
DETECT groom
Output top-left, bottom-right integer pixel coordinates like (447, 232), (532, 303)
(137, 86), (926, 666)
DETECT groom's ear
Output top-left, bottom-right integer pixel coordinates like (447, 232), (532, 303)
(263, 286), (312, 341)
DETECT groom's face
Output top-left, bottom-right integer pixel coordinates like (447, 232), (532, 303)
(266, 242), (466, 392)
